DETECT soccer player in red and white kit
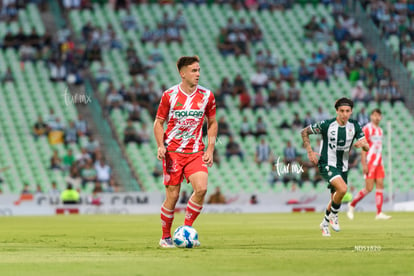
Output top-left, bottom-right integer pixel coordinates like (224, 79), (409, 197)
(154, 56), (218, 248)
(347, 108), (391, 220)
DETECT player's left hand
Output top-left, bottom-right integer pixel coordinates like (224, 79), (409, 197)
(354, 139), (369, 151)
(203, 151), (213, 167)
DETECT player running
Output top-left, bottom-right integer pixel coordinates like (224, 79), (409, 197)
(154, 56), (218, 248)
(301, 98), (369, 237)
(347, 108), (391, 220)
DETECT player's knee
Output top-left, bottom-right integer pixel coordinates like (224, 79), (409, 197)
(194, 186), (207, 198)
(365, 186), (373, 193)
(337, 185), (347, 196)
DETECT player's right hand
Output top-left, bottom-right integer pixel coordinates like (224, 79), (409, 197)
(362, 164), (368, 175)
(157, 146), (166, 160)
(307, 151), (319, 166)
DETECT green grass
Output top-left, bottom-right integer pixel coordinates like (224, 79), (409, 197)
(0, 212), (413, 276)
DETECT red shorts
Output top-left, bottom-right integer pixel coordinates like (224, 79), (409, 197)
(162, 151), (208, 186)
(365, 165), (385, 180)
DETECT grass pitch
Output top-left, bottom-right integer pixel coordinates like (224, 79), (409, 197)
(0, 212), (413, 276)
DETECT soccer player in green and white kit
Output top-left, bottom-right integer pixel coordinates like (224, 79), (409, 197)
(301, 98), (369, 237)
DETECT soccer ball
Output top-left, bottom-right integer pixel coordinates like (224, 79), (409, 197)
(173, 225), (199, 248)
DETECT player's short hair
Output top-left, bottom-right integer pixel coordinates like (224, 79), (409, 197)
(334, 97), (354, 110)
(177, 56), (200, 72)
(371, 108), (382, 115)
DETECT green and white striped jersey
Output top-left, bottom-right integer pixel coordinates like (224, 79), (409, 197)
(310, 118), (365, 172)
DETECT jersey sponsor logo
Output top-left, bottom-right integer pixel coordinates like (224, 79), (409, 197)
(173, 110), (204, 119)
(175, 129), (196, 140)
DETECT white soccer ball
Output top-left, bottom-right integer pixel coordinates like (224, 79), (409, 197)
(173, 225), (199, 248)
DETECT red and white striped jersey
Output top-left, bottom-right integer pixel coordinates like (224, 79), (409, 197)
(156, 84), (216, 154)
(363, 122), (383, 167)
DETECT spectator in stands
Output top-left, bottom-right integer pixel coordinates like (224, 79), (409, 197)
(2, 30), (17, 49)
(207, 186), (226, 204)
(313, 62), (330, 86)
(62, 148), (75, 172)
(304, 15), (321, 40)
(298, 59), (312, 84)
(268, 163), (279, 188)
(218, 116), (232, 137)
(21, 184), (32, 195)
(253, 88), (267, 111)
(314, 106), (330, 122)
(217, 27), (234, 56)
(85, 43), (102, 62)
(95, 61), (111, 83)
(81, 158), (97, 189)
(137, 122), (151, 145)
(123, 119), (139, 145)
(75, 114), (88, 136)
(291, 112), (302, 129)
(128, 53), (145, 76)
(401, 40), (414, 65)
(286, 80), (301, 102)
(351, 80), (371, 104)
(76, 147), (91, 168)
(225, 135), (244, 161)
(48, 117), (65, 131)
(106, 89), (124, 113)
(106, 176), (119, 193)
(63, 0), (81, 9)
(49, 60), (67, 82)
(141, 25), (155, 44)
(250, 67), (269, 92)
(95, 157), (111, 185)
(389, 80), (405, 106)
(64, 120), (78, 146)
(348, 22), (364, 43)
(303, 111), (314, 127)
(283, 140), (297, 164)
(232, 73), (246, 96)
(279, 59), (294, 82)
(376, 80), (390, 103)
(50, 149), (62, 170)
(255, 137), (272, 166)
(333, 20), (349, 43)
(33, 115), (48, 139)
(355, 107), (369, 127)
(239, 115), (252, 140)
(49, 181), (60, 196)
(239, 88), (251, 110)
(85, 134), (100, 160)
(253, 116), (267, 138)
(121, 9), (137, 31)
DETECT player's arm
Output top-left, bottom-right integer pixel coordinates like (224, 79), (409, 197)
(354, 137), (369, 152)
(360, 149), (368, 174)
(153, 117), (166, 160)
(300, 126), (319, 165)
(203, 116), (218, 166)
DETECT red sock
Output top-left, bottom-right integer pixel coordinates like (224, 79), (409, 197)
(376, 189), (384, 215)
(350, 188), (369, 207)
(184, 199), (203, 226)
(160, 205), (174, 239)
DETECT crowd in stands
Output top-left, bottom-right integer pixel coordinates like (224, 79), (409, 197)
(363, 0), (414, 70)
(31, 106), (119, 193)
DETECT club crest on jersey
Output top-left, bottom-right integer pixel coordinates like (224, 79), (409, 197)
(348, 128), (354, 136)
(197, 101), (204, 109)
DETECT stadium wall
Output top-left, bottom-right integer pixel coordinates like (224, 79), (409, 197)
(0, 191), (413, 216)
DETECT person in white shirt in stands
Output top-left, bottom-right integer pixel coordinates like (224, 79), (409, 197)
(95, 157), (111, 186)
